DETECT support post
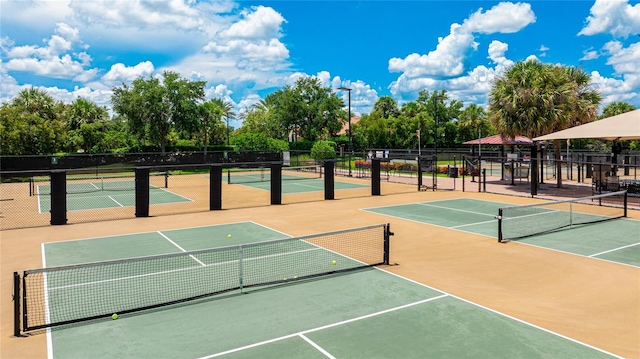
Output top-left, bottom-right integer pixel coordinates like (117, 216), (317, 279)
(372, 159), (381, 196)
(13, 272), (21, 337)
(324, 160), (335, 200)
(50, 170), (67, 225)
(530, 144), (538, 196)
(210, 165), (222, 210)
(135, 167), (150, 217)
(270, 163), (282, 205)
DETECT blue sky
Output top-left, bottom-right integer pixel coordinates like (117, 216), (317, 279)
(1, 0), (639, 128)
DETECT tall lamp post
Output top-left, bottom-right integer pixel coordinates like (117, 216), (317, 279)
(226, 117), (230, 146)
(338, 87), (352, 177)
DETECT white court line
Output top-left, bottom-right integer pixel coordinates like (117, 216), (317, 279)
(45, 221), (267, 244)
(42, 243), (54, 359)
(197, 295), (449, 359)
(157, 231), (206, 267)
(361, 208), (640, 269)
(450, 218), (498, 229)
(417, 202), (497, 218)
(589, 241), (640, 257)
(299, 334), (336, 359)
(107, 195), (124, 207)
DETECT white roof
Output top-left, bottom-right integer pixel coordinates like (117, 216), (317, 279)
(533, 109), (640, 141)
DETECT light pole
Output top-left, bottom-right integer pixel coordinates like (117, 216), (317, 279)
(226, 117), (230, 146)
(338, 87), (352, 177)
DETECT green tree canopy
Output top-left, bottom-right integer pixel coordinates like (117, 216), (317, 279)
(488, 59), (602, 187)
(111, 71), (205, 153)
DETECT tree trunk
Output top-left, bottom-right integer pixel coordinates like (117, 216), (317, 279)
(554, 139), (562, 188)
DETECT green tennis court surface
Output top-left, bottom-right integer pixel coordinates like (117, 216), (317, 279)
(227, 168), (367, 194)
(36, 180), (191, 212)
(42, 222), (618, 358)
(364, 198), (640, 267)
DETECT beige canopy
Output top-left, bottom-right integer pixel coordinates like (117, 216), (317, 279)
(533, 109), (640, 141)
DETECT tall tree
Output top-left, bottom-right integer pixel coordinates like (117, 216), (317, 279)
(601, 101), (636, 119)
(488, 60), (602, 188)
(457, 104), (493, 142)
(111, 71), (205, 153)
(373, 96), (399, 119)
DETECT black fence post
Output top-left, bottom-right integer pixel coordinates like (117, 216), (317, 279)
(270, 162), (282, 205)
(530, 145), (538, 196)
(482, 169), (487, 192)
(135, 167), (150, 217)
(324, 160), (335, 200)
(50, 170), (67, 225)
(210, 165), (222, 210)
(372, 158), (381, 196)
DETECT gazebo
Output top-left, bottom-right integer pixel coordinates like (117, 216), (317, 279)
(463, 135), (534, 183)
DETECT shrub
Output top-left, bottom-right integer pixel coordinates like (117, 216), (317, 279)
(310, 140), (336, 160)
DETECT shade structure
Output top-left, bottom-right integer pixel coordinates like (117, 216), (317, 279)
(533, 109), (640, 141)
(462, 134), (533, 145)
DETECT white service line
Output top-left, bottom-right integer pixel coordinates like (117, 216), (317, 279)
(108, 195), (124, 207)
(196, 295), (448, 359)
(157, 231), (206, 266)
(417, 202), (497, 217)
(589, 241), (640, 257)
(299, 334), (336, 359)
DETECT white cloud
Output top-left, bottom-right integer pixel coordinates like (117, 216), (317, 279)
(590, 70), (638, 107)
(580, 49), (600, 61)
(220, 6), (285, 39)
(389, 2), (535, 80)
(579, 0), (640, 37)
(389, 24), (476, 78)
(69, 0), (206, 30)
(101, 61), (155, 84)
(487, 40), (514, 72)
(165, 5), (291, 89)
(3, 23), (97, 81)
(603, 41), (640, 77)
(462, 2), (536, 34)
(0, 0), (72, 32)
(539, 45), (549, 51)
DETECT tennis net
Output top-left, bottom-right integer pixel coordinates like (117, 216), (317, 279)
(13, 224), (391, 334)
(227, 165), (322, 184)
(30, 172), (168, 196)
(497, 190), (627, 242)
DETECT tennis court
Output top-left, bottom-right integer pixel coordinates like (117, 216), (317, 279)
(24, 221), (620, 358)
(363, 196), (639, 267)
(34, 176), (192, 212)
(226, 166), (368, 194)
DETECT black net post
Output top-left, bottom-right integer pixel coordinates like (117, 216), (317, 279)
(13, 272), (21, 337)
(270, 162), (282, 205)
(324, 160), (335, 200)
(50, 170), (67, 225)
(210, 164), (222, 210)
(372, 158), (381, 196)
(624, 191), (628, 217)
(384, 223), (393, 265)
(135, 167), (150, 217)
(498, 209), (503, 243)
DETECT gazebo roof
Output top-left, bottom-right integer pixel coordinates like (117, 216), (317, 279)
(462, 134), (533, 146)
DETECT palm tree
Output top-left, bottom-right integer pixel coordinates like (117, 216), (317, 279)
(488, 60), (602, 188)
(12, 88), (57, 120)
